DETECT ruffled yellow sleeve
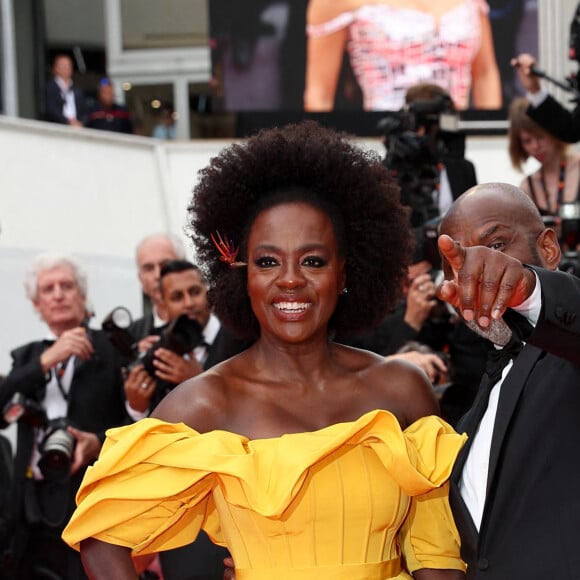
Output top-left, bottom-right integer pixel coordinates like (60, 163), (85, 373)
(399, 482), (466, 573)
(62, 420), (223, 554)
(397, 418), (466, 573)
(62, 410), (466, 561)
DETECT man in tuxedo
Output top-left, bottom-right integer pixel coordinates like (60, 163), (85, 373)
(437, 183), (580, 579)
(44, 53), (87, 127)
(124, 259), (250, 580)
(0, 253), (128, 579)
(129, 233), (186, 344)
(512, 52), (580, 143)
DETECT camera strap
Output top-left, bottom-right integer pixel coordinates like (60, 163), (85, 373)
(539, 162), (566, 215)
(52, 358), (72, 402)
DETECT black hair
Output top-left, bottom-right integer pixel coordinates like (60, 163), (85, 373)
(189, 121), (414, 339)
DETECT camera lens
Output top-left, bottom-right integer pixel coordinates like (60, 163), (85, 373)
(38, 427), (76, 481)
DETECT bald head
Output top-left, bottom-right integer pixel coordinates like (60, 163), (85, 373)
(439, 182), (560, 272)
(442, 183), (544, 235)
(136, 233), (186, 303)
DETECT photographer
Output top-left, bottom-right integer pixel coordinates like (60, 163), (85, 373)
(382, 82), (477, 230)
(124, 260), (250, 419)
(0, 253), (129, 579)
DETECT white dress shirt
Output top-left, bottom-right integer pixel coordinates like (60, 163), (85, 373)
(55, 76), (77, 121)
(460, 272), (542, 529)
(32, 334), (76, 478)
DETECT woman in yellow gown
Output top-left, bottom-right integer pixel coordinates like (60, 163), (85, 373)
(63, 121), (466, 579)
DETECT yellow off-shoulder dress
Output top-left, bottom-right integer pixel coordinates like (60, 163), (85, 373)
(63, 410), (466, 579)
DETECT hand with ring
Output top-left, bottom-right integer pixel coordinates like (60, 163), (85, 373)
(123, 365), (156, 413)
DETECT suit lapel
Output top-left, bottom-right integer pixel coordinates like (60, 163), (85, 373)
(485, 344), (542, 496)
(449, 392), (485, 556)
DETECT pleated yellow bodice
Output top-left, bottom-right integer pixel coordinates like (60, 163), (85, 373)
(63, 410), (466, 579)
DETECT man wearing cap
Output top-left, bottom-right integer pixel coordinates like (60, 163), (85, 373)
(86, 78), (134, 134)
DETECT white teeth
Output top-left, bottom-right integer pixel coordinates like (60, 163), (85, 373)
(274, 302), (309, 312)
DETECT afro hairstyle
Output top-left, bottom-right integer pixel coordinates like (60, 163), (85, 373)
(188, 120), (414, 339)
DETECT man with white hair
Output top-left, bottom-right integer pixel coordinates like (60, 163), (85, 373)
(0, 253), (128, 580)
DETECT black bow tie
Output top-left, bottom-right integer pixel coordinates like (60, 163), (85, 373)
(485, 334), (524, 386)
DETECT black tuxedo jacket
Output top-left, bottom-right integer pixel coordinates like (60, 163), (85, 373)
(450, 267), (580, 579)
(128, 312), (156, 342)
(527, 95), (580, 144)
(203, 325), (251, 370)
(0, 330), (129, 531)
(44, 78), (87, 125)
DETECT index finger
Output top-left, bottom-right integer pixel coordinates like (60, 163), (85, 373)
(437, 234), (465, 275)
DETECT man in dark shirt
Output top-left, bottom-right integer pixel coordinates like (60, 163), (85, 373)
(86, 78), (134, 134)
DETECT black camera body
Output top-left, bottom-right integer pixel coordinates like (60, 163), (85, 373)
(2, 393), (75, 482)
(379, 95), (464, 229)
(102, 307), (205, 378)
(137, 314), (205, 377)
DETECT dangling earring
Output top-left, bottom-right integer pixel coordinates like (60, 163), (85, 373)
(342, 287), (348, 295)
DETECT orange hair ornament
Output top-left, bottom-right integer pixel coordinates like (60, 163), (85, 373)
(210, 231), (247, 267)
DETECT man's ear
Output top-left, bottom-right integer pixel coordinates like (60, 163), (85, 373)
(537, 228), (561, 271)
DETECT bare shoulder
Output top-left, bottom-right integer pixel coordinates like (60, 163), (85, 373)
(307, 0), (362, 23)
(334, 344), (440, 426)
(151, 362), (233, 433)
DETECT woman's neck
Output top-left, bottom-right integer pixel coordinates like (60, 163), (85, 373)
(542, 153), (565, 174)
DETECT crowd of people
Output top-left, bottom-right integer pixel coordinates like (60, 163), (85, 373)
(0, 45), (579, 580)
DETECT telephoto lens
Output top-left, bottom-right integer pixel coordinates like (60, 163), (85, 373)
(38, 418), (76, 482)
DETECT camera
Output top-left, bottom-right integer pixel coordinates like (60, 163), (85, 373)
(102, 307), (205, 377)
(2, 393), (75, 482)
(378, 94), (464, 229)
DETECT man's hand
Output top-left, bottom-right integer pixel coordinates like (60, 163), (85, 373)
(40, 327), (94, 373)
(437, 235), (536, 327)
(223, 556), (235, 580)
(511, 53), (541, 95)
(124, 365), (155, 413)
(137, 334), (160, 354)
(153, 348), (203, 384)
(67, 427), (101, 474)
(387, 350), (448, 385)
(404, 272), (438, 331)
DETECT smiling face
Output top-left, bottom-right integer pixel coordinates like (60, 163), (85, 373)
(246, 202), (346, 345)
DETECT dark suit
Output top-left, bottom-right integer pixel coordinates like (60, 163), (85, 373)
(0, 330), (129, 580)
(450, 267), (580, 579)
(44, 78), (87, 125)
(527, 94), (580, 144)
(129, 312), (158, 343)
